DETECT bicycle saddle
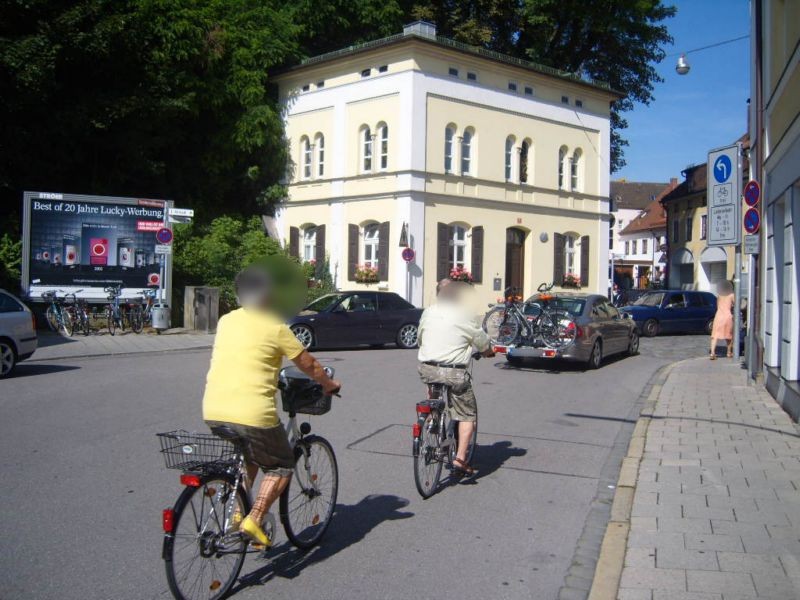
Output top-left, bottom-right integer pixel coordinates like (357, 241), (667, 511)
(210, 425), (242, 441)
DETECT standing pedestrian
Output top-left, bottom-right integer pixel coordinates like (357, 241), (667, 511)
(710, 280), (734, 360)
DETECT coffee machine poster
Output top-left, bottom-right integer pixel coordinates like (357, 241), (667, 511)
(21, 192), (173, 300)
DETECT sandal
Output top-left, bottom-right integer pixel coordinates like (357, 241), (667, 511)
(452, 457), (475, 476)
(710, 354), (716, 360)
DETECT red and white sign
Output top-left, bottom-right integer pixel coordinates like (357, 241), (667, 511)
(137, 220), (163, 232)
(148, 273), (161, 286)
(156, 227), (174, 244)
(138, 198), (165, 208)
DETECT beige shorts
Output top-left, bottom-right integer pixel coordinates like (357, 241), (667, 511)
(418, 363), (477, 422)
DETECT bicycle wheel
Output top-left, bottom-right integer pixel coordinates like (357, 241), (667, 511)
(280, 435), (338, 549)
(80, 311), (91, 336)
(540, 309), (577, 349)
(62, 307), (75, 337)
(129, 306), (144, 333)
(482, 307), (520, 345)
(414, 411), (444, 499)
(106, 307), (116, 335)
(45, 305), (60, 332)
(164, 474), (249, 600)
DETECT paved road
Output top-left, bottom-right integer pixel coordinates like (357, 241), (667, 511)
(0, 334), (708, 600)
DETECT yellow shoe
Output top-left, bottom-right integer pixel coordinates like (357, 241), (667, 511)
(240, 515), (271, 548)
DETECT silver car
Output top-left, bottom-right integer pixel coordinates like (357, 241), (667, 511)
(0, 289), (38, 377)
(504, 293), (639, 369)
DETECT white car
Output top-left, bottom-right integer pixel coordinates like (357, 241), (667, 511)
(0, 289), (38, 377)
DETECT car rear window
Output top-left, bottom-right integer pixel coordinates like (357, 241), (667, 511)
(304, 294), (343, 312)
(523, 297), (586, 317)
(0, 293), (23, 313)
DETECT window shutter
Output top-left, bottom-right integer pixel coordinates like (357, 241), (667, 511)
(553, 232), (565, 284)
(314, 225), (326, 278)
(289, 226), (299, 258)
(580, 235), (590, 287)
(471, 226), (484, 284)
(348, 224), (358, 281)
(437, 222), (450, 281)
(378, 221), (390, 281)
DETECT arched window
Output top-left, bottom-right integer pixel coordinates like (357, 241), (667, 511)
(504, 136), (515, 181)
(361, 126), (372, 173)
(449, 225), (469, 270)
(520, 140), (530, 184)
(444, 125), (455, 173)
(301, 136), (312, 180)
(378, 123), (388, 170)
(565, 234), (581, 279)
(461, 128), (474, 175)
(571, 148), (582, 191)
(363, 223), (380, 268)
(558, 146), (568, 190)
(315, 133), (325, 177)
(302, 225), (316, 262)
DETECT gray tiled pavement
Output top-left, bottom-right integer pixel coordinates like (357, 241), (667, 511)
(618, 358), (800, 599)
(30, 329), (214, 361)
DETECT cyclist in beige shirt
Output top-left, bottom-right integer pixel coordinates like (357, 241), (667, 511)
(417, 280), (493, 475)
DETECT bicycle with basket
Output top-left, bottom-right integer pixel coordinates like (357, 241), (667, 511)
(157, 366), (339, 600)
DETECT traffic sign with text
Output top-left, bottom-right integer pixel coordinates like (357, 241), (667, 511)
(707, 144), (742, 247)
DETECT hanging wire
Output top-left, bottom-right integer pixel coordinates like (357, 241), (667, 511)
(666, 35), (749, 57)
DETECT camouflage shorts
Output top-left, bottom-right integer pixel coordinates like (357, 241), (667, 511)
(418, 363), (477, 422)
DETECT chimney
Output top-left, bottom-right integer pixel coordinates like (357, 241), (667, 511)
(669, 177), (678, 188)
(403, 21), (437, 39)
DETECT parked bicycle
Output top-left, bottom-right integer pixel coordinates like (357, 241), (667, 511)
(412, 352), (482, 498)
(157, 367), (339, 600)
(41, 290), (71, 336)
(104, 285), (126, 335)
(62, 290), (90, 336)
(138, 288), (158, 326)
(482, 282), (577, 349)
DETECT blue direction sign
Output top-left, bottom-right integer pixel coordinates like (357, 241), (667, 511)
(743, 207), (760, 234)
(156, 227), (173, 244)
(713, 155), (732, 183)
(744, 180), (760, 207)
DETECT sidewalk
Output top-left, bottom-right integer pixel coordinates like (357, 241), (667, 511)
(592, 358), (800, 600)
(31, 329), (214, 361)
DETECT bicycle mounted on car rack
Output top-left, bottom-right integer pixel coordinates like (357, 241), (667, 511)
(482, 282), (578, 350)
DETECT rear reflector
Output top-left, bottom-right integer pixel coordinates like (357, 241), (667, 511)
(416, 402), (431, 414)
(180, 474), (201, 487)
(493, 345), (507, 354)
(412, 423), (421, 437)
(543, 349), (556, 358)
(162, 508), (174, 532)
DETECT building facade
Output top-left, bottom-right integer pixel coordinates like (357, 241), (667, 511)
(611, 180), (676, 289)
(750, 0), (800, 416)
(273, 22), (621, 307)
(661, 161), (746, 292)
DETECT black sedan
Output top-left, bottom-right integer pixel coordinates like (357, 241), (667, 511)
(288, 291), (423, 349)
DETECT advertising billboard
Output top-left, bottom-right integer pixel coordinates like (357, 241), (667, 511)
(21, 192), (173, 301)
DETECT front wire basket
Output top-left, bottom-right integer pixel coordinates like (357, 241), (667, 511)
(157, 430), (237, 471)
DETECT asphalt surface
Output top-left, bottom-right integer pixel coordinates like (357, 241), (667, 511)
(0, 334), (710, 600)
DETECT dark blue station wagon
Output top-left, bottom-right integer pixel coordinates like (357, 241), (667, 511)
(618, 290), (717, 337)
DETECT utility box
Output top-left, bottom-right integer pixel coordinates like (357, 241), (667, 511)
(152, 304), (171, 331)
(184, 286), (219, 333)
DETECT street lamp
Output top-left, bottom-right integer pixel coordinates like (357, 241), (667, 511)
(671, 35), (748, 76)
(675, 54), (690, 75)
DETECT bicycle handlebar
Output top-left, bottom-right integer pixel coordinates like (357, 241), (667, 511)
(537, 281), (555, 293)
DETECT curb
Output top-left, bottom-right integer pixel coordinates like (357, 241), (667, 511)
(586, 361), (679, 600)
(26, 344), (213, 363)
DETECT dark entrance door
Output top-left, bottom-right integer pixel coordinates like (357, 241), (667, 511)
(505, 227), (526, 293)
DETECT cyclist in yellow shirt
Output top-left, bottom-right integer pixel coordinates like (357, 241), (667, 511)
(203, 264), (341, 547)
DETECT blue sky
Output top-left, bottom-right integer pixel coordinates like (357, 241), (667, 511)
(616, 0), (750, 183)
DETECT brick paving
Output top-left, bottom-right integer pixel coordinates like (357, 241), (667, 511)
(618, 358), (800, 600)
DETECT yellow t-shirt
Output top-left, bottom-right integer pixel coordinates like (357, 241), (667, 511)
(202, 308), (305, 428)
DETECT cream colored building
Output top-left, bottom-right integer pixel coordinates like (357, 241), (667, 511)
(273, 22), (622, 307)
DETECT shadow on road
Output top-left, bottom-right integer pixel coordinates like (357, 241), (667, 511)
(8, 363), (81, 378)
(449, 440), (527, 487)
(234, 494), (413, 592)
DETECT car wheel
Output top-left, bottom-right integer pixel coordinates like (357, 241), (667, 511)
(642, 318), (659, 337)
(705, 318), (714, 335)
(627, 331), (640, 356)
(291, 324), (314, 349)
(587, 340), (602, 370)
(0, 339), (17, 378)
(397, 324), (419, 349)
